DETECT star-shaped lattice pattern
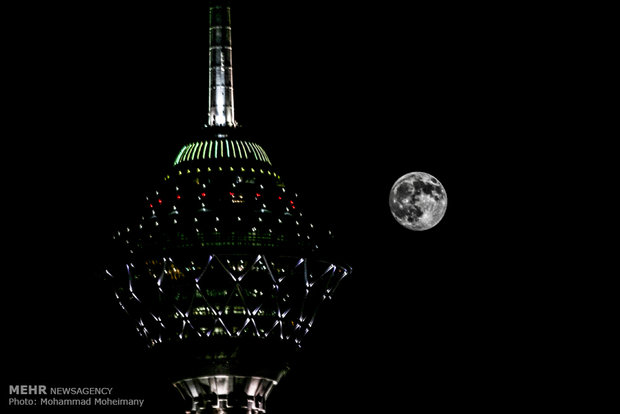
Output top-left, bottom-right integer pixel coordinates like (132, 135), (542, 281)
(107, 253), (349, 348)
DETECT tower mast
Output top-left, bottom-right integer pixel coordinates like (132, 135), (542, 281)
(208, 1), (237, 127)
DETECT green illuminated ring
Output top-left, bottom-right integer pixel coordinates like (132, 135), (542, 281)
(174, 139), (272, 166)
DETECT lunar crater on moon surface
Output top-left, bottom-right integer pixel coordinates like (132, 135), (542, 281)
(389, 172), (447, 231)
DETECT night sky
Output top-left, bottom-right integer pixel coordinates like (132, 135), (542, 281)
(6, 2), (550, 413)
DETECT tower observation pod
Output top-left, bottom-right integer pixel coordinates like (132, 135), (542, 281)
(105, 1), (351, 413)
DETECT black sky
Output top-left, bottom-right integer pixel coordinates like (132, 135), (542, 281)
(5, 2), (547, 413)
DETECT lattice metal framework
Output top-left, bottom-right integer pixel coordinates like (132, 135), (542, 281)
(108, 253), (349, 348)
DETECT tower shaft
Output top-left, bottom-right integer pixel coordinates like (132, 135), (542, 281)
(208, 3), (236, 127)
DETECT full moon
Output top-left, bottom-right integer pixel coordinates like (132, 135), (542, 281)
(389, 172), (447, 231)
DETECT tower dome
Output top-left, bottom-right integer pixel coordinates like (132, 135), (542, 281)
(114, 128), (335, 258)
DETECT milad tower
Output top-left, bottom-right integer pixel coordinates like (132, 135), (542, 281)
(105, 1), (351, 413)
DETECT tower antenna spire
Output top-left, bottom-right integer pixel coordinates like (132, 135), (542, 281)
(207, 1), (237, 127)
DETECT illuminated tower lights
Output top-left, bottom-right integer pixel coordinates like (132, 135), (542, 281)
(106, 2), (350, 413)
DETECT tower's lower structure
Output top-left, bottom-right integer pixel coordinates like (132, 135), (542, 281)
(109, 253), (347, 413)
(174, 375), (276, 414)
